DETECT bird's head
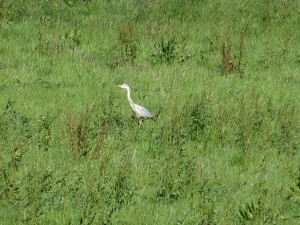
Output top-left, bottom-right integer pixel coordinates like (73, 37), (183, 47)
(117, 84), (130, 89)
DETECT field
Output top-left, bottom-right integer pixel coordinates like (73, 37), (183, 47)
(0, 0), (300, 224)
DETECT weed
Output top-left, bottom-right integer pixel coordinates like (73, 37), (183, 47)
(37, 113), (53, 151)
(61, 28), (81, 51)
(221, 28), (246, 75)
(0, 0), (4, 25)
(0, 100), (32, 170)
(2, 1), (29, 22)
(289, 174), (300, 206)
(107, 23), (138, 68)
(275, 100), (299, 153)
(113, 152), (135, 210)
(156, 152), (184, 201)
(92, 122), (108, 159)
(66, 106), (110, 160)
(152, 36), (190, 64)
(153, 36), (177, 64)
(238, 200), (264, 223)
(156, 148), (196, 202)
(189, 91), (213, 142)
(237, 29), (245, 72)
(162, 107), (188, 155)
(37, 27), (81, 55)
(66, 106), (91, 158)
(118, 24), (138, 63)
(222, 37), (233, 75)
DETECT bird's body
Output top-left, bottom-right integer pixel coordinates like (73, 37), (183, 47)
(117, 84), (153, 119)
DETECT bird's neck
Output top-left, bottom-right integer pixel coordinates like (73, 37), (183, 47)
(126, 88), (134, 104)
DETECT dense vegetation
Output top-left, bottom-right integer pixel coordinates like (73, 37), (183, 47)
(0, 0), (299, 224)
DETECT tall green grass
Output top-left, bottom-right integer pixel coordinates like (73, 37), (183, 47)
(0, 0), (299, 224)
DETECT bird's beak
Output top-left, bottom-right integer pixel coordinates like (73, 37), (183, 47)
(117, 85), (121, 88)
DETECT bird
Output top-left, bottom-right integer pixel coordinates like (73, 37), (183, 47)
(117, 84), (153, 119)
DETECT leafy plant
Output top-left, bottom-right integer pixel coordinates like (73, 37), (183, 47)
(221, 28), (246, 75)
(37, 27), (81, 55)
(37, 113), (53, 151)
(238, 200), (263, 223)
(152, 36), (190, 64)
(107, 23), (138, 68)
(66, 106), (109, 160)
(66, 106), (92, 158)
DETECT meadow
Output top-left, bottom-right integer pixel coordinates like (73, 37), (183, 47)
(0, 0), (300, 224)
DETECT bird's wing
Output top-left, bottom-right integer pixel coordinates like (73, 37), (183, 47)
(134, 104), (153, 118)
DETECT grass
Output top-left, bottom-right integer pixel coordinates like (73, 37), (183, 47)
(0, 0), (300, 224)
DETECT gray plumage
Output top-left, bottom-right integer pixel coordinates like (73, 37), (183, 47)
(117, 84), (153, 119)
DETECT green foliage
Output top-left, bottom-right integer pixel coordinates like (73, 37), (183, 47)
(107, 23), (138, 68)
(152, 36), (190, 64)
(0, 0), (300, 224)
(238, 200), (262, 222)
(152, 36), (177, 64)
(37, 113), (53, 151)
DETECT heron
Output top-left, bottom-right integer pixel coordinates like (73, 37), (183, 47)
(117, 84), (153, 119)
